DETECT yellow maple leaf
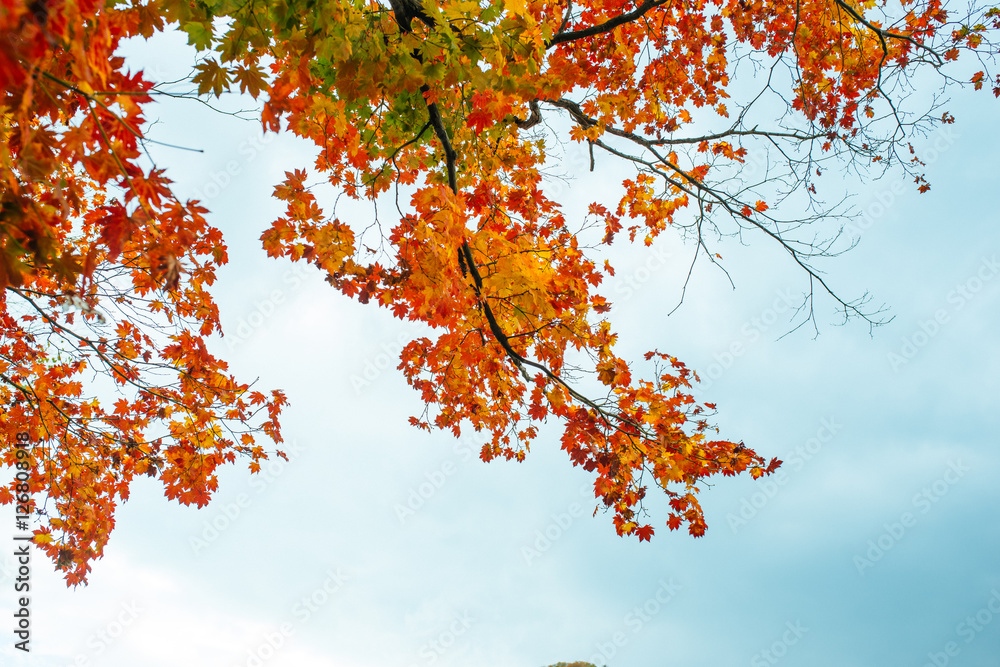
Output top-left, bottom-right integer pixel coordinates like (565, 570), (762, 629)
(504, 0), (527, 16)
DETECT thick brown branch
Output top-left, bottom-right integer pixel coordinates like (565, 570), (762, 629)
(422, 85), (458, 192)
(387, 0), (435, 32)
(547, 0), (667, 48)
(512, 99), (543, 129)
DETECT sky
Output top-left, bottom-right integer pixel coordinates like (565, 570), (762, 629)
(2, 20), (999, 667)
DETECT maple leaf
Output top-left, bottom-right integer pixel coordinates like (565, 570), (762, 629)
(193, 60), (232, 97)
(504, 0), (527, 15)
(233, 65), (269, 98)
(96, 204), (135, 261)
(150, 252), (181, 291)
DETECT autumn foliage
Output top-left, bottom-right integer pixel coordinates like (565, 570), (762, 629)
(1, 0), (997, 583)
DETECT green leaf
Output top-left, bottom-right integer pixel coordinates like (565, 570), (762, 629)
(181, 21), (214, 50)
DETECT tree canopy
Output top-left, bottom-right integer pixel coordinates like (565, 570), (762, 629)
(1, 0), (997, 584)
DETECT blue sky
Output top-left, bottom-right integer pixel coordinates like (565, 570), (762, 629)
(2, 23), (999, 667)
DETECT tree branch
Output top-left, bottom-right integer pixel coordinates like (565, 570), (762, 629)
(832, 0), (944, 65)
(548, 97), (886, 327)
(419, 81), (648, 438)
(547, 0), (667, 48)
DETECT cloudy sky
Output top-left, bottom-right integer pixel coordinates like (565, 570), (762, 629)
(2, 23), (999, 667)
